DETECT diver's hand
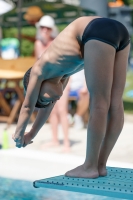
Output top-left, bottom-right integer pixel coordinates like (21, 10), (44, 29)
(23, 132), (34, 147)
(12, 132), (33, 148)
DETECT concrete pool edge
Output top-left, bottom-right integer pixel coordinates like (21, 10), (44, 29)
(1, 148), (133, 168)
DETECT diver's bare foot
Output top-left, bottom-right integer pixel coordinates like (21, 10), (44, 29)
(65, 164), (99, 179)
(98, 164), (107, 177)
(41, 141), (60, 149)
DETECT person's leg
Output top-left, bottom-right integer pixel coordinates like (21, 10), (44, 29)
(65, 40), (116, 178)
(45, 104), (60, 147)
(57, 86), (70, 152)
(98, 44), (130, 176)
(74, 90), (89, 129)
(76, 90), (89, 116)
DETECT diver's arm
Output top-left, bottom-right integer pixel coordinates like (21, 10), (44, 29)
(13, 67), (43, 147)
(30, 78), (70, 137)
(30, 102), (56, 139)
(31, 77), (70, 135)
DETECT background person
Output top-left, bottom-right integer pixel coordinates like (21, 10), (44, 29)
(34, 15), (57, 59)
(23, 7), (58, 56)
(69, 70), (89, 129)
(46, 82), (70, 152)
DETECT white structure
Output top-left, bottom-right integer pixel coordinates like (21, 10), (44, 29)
(0, 0), (15, 15)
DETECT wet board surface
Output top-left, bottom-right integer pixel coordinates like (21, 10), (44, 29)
(33, 167), (133, 199)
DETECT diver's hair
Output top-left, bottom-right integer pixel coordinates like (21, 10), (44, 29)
(23, 67), (49, 108)
(23, 67), (32, 95)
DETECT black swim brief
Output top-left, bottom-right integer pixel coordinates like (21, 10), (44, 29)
(82, 18), (130, 52)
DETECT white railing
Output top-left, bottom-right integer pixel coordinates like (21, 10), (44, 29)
(62, 0), (80, 6)
(23, 0), (80, 6)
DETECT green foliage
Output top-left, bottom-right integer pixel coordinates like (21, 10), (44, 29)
(123, 70), (133, 113)
(21, 39), (34, 56)
(123, 70), (133, 102)
(123, 101), (133, 113)
(21, 27), (36, 36)
(2, 25), (67, 56)
(3, 26), (36, 38)
(123, 0), (133, 5)
(3, 26), (36, 56)
(3, 28), (17, 38)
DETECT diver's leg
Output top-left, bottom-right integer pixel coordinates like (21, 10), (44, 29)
(65, 40), (115, 178)
(98, 44), (130, 176)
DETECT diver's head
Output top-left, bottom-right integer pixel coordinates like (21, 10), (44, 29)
(23, 68), (62, 108)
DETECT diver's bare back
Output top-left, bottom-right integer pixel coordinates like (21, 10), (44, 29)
(36, 16), (100, 80)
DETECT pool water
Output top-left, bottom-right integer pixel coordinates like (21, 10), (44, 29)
(0, 177), (122, 200)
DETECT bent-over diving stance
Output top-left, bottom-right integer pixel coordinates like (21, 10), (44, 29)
(12, 16), (130, 178)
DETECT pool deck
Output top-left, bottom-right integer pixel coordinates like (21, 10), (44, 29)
(0, 113), (133, 182)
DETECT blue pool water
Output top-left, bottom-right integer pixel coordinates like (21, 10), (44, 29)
(0, 177), (123, 200)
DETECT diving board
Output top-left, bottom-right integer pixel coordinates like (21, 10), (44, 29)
(33, 167), (133, 199)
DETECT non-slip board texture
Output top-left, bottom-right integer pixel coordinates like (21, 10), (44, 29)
(33, 167), (133, 199)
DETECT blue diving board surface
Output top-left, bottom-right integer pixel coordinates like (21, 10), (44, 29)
(33, 167), (133, 199)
